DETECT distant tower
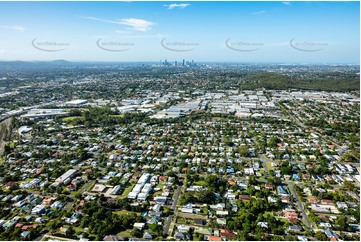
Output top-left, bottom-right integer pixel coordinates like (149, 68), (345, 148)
(175, 61), (177, 66)
(182, 59), (185, 66)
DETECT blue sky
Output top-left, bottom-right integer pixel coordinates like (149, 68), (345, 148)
(0, 1), (359, 63)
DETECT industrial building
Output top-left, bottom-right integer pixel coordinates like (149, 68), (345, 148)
(55, 169), (78, 184)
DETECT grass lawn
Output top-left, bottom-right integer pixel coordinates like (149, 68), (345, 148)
(175, 216), (194, 224)
(110, 114), (125, 118)
(62, 116), (82, 122)
(24, 177), (35, 182)
(120, 183), (135, 199)
(176, 216), (186, 224)
(153, 182), (165, 196)
(156, 182), (165, 189)
(116, 229), (133, 238)
(266, 161), (275, 171)
(113, 210), (140, 216)
(70, 182), (88, 196)
(278, 217), (289, 224)
(73, 226), (84, 233)
(153, 191), (163, 197)
(177, 213), (207, 220)
(193, 180), (207, 186)
(70, 190), (79, 197)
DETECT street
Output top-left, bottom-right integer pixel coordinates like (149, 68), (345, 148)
(171, 185), (182, 210)
(163, 185), (182, 236)
(80, 180), (94, 194)
(163, 215), (174, 237)
(288, 182), (313, 232)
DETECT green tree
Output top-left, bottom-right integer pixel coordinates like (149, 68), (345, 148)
(315, 231), (327, 241)
(131, 228), (143, 238)
(148, 223), (162, 236)
(335, 215), (348, 231)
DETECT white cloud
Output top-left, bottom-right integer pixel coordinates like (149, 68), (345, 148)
(119, 18), (154, 32)
(251, 10), (267, 15)
(0, 25), (25, 32)
(282, 2), (291, 6)
(80, 16), (154, 32)
(164, 3), (190, 10)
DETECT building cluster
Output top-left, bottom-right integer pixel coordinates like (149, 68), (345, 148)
(0, 62), (359, 242)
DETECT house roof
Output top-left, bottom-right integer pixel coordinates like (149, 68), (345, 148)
(103, 235), (126, 241)
(208, 236), (222, 241)
(220, 229), (237, 238)
(22, 224), (39, 230)
(309, 197), (320, 203)
(15, 222), (23, 228)
(321, 199), (333, 204)
(284, 211), (298, 218)
(159, 176), (167, 181)
(174, 231), (186, 239)
(20, 231), (30, 237)
(239, 195), (251, 200)
(194, 219), (206, 224)
(289, 225), (302, 231)
(143, 232), (153, 239)
(288, 217), (298, 223)
(265, 184), (274, 189)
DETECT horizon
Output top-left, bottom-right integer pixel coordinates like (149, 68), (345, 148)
(0, 59), (360, 65)
(0, 1), (360, 64)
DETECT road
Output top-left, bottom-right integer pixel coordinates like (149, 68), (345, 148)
(171, 185), (182, 210)
(63, 201), (73, 211)
(163, 185), (182, 236)
(79, 180), (94, 194)
(34, 227), (50, 241)
(42, 234), (75, 241)
(34, 233), (46, 241)
(163, 215), (174, 237)
(288, 182), (313, 232)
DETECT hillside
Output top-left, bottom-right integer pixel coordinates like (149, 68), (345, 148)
(241, 72), (360, 92)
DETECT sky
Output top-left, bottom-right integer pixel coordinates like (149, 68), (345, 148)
(0, 1), (359, 63)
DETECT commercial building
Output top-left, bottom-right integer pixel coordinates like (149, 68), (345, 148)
(55, 169), (78, 184)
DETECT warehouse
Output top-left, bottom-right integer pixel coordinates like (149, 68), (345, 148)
(56, 169), (78, 184)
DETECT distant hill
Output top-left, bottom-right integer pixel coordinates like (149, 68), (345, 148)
(241, 72), (360, 92)
(0, 60), (72, 70)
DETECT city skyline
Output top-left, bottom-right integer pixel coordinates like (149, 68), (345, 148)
(0, 1), (359, 64)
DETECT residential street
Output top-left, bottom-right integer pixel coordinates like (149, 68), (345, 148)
(288, 182), (313, 232)
(163, 185), (182, 236)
